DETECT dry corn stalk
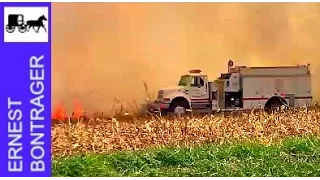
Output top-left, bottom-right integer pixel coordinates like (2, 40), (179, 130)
(52, 107), (320, 158)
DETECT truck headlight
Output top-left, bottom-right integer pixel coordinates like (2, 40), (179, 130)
(163, 98), (170, 102)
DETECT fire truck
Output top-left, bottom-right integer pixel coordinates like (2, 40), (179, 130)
(148, 60), (312, 114)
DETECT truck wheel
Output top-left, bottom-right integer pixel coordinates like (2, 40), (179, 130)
(265, 98), (283, 113)
(174, 106), (186, 114)
(169, 101), (190, 115)
(270, 100), (281, 110)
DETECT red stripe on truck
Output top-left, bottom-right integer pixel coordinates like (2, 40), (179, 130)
(295, 96), (313, 99)
(243, 96), (312, 101)
(191, 98), (209, 101)
(242, 97), (268, 100)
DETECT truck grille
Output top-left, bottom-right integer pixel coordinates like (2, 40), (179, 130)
(157, 90), (164, 99)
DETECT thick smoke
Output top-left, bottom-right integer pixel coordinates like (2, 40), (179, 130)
(52, 3), (320, 114)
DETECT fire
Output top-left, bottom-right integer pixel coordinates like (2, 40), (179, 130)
(72, 100), (83, 119)
(52, 103), (67, 120)
(51, 100), (85, 122)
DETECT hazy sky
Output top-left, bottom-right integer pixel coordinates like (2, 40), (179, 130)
(52, 3), (320, 114)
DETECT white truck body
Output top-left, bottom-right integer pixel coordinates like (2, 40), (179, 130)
(233, 65), (311, 110)
(148, 61), (312, 114)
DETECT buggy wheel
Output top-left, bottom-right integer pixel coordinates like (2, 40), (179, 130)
(5, 25), (15, 33)
(18, 24), (27, 33)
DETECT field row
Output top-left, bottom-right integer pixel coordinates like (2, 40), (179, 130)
(52, 108), (320, 158)
(52, 136), (320, 177)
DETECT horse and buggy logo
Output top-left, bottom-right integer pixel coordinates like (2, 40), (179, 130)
(4, 7), (49, 42)
(5, 14), (47, 33)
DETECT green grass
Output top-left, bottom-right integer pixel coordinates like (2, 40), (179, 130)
(52, 136), (320, 177)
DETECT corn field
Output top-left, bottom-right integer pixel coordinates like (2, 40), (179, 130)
(52, 106), (320, 158)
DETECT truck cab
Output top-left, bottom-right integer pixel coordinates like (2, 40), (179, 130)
(148, 69), (214, 114)
(179, 70), (209, 101)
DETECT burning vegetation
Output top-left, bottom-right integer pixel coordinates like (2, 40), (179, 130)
(52, 100), (88, 124)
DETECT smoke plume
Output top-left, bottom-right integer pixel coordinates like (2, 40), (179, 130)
(52, 3), (320, 114)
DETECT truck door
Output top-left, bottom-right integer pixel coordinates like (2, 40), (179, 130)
(215, 80), (225, 108)
(189, 76), (207, 98)
(189, 76), (209, 108)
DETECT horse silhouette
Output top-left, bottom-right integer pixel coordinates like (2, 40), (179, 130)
(27, 15), (47, 33)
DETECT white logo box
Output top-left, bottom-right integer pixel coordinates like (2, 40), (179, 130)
(4, 7), (49, 43)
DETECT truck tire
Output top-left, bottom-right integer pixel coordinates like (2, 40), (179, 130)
(169, 100), (190, 115)
(270, 100), (282, 110)
(265, 97), (287, 113)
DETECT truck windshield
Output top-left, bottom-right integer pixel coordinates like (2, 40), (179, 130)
(178, 75), (190, 86)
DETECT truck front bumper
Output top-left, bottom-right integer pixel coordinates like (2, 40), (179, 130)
(147, 101), (170, 113)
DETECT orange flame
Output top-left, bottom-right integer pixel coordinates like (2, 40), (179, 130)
(72, 100), (83, 119)
(52, 103), (67, 120)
